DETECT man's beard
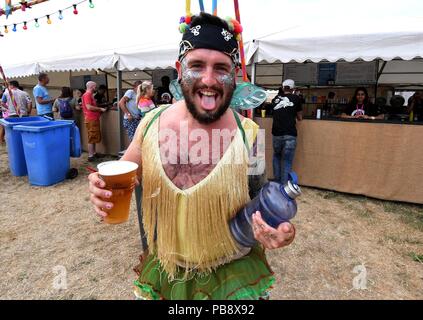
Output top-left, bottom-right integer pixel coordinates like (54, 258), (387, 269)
(181, 81), (235, 124)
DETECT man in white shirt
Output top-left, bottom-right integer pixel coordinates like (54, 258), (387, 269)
(1, 81), (33, 117)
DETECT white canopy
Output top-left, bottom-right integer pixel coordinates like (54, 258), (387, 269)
(253, 17), (423, 63)
(1, 0), (423, 78)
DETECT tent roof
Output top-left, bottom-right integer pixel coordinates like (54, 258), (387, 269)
(253, 17), (423, 63)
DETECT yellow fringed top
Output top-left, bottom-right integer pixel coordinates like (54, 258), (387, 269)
(134, 107), (259, 279)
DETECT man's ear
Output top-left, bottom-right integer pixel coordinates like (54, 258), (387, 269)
(234, 66), (241, 80)
(234, 66), (240, 85)
(175, 60), (182, 82)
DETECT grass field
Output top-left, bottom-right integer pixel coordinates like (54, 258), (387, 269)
(0, 144), (422, 299)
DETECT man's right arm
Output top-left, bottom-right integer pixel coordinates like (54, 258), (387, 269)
(84, 94), (106, 112)
(36, 96), (55, 105)
(86, 103), (106, 112)
(89, 125), (142, 218)
(118, 96), (132, 118)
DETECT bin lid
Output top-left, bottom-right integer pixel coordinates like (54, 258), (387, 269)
(0, 116), (49, 128)
(13, 121), (72, 132)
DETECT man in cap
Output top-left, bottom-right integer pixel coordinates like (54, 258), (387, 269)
(88, 12), (295, 300)
(271, 79), (303, 184)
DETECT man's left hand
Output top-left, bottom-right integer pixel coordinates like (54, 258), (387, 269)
(252, 211), (296, 249)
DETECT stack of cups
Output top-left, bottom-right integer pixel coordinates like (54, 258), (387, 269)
(97, 160), (139, 224)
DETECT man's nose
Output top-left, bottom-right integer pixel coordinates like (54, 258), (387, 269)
(201, 67), (218, 87)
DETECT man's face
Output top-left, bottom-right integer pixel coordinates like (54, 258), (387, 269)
(176, 48), (237, 124)
(41, 76), (50, 85)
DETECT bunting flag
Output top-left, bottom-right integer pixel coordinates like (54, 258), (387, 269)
(1, 0), (46, 18)
(5, 0), (12, 18)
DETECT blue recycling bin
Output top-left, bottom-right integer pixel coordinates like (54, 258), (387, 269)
(0, 116), (49, 176)
(14, 121), (74, 186)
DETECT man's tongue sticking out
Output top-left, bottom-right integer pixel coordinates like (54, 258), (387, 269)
(200, 91), (218, 111)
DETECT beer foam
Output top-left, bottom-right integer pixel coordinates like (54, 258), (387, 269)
(97, 161), (138, 176)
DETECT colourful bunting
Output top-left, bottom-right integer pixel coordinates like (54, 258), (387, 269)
(0, 0), (95, 36)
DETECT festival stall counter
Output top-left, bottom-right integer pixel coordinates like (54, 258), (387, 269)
(78, 109), (130, 156)
(254, 117), (423, 204)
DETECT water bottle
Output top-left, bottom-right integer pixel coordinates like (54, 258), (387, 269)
(230, 172), (301, 248)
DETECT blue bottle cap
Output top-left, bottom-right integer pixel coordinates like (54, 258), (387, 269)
(284, 172), (301, 199)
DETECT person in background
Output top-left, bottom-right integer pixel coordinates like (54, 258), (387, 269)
(271, 79), (303, 184)
(159, 92), (172, 105)
(119, 80), (142, 141)
(324, 91), (336, 116)
(81, 81), (107, 162)
(0, 88), (8, 119)
(0, 89), (4, 144)
(94, 84), (111, 109)
(71, 88), (84, 130)
(1, 80), (33, 117)
(18, 86), (33, 115)
(137, 81), (156, 117)
(408, 90), (423, 121)
(342, 87), (384, 120)
(72, 88), (85, 108)
(33, 73), (55, 118)
(156, 76), (173, 104)
(53, 87), (77, 120)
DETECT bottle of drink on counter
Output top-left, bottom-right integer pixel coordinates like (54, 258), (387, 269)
(230, 172), (301, 248)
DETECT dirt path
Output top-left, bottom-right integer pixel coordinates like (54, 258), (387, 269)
(0, 144), (422, 299)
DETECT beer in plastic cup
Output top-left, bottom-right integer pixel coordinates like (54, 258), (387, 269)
(97, 160), (138, 224)
(261, 109), (266, 118)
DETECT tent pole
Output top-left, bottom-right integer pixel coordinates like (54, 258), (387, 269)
(375, 59), (387, 99)
(246, 52), (257, 119)
(116, 69), (123, 153)
(374, 59), (380, 99)
(251, 61), (257, 85)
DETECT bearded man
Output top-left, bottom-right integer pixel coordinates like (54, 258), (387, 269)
(88, 12), (295, 300)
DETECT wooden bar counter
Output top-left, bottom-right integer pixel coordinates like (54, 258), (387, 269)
(254, 117), (423, 204)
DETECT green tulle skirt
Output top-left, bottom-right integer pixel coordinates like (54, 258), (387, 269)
(134, 245), (275, 300)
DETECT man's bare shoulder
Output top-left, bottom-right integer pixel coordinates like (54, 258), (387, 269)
(160, 101), (187, 124)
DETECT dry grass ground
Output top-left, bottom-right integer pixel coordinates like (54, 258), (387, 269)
(0, 143), (422, 300)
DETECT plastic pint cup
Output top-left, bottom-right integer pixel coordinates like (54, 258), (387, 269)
(97, 160), (138, 224)
(261, 109), (266, 118)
